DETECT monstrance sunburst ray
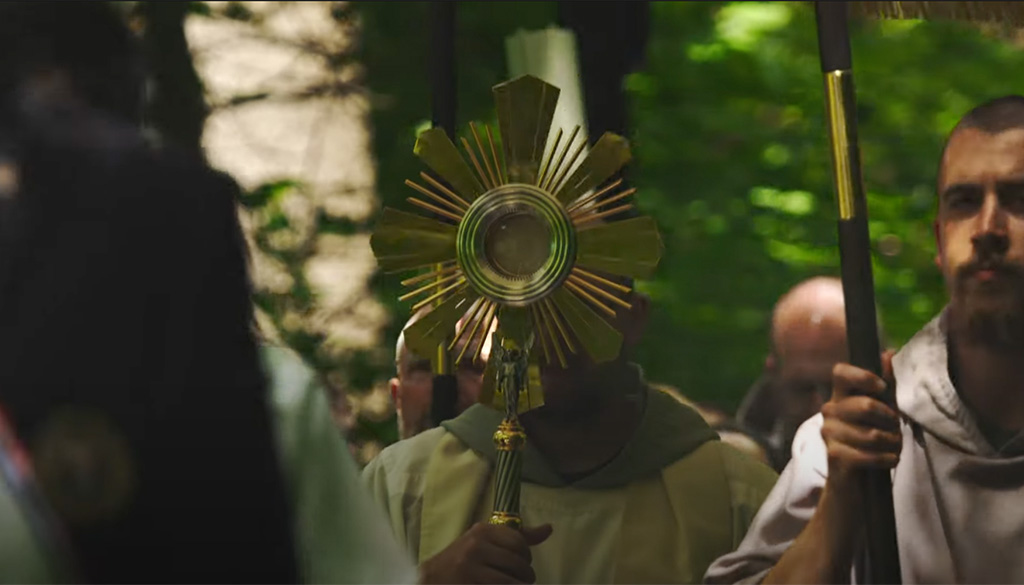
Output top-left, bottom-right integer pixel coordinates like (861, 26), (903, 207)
(370, 74), (663, 414)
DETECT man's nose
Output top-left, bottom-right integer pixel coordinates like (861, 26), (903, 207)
(972, 193), (1010, 257)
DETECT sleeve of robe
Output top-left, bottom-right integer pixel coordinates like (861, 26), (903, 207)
(717, 441), (784, 553)
(362, 428), (449, 561)
(705, 414), (858, 585)
(265, 344), (418, 584)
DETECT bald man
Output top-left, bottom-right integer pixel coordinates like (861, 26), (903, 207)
(388, 311), (490, 439)
(737, 277), (852, 469)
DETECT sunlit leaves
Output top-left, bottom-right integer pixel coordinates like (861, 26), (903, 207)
(749, 186), (816, 216)
(239, 179), (300, 209)
(766, 239), (838, 267)
(715, 2), (794, 51)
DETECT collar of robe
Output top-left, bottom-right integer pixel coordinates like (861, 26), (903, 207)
(442, 364), (718, 489)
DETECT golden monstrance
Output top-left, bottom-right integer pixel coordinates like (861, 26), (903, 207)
(370, 75), (663, 528)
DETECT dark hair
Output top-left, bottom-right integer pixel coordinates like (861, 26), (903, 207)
(0, 2), (145, 123)
(939, 95), (1024, 189)
(954, 95), (1024, 135)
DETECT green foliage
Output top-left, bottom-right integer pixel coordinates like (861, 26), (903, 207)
(628, 1), (1024, 409)
(242, 177), (400, 448)
(244, 179), (327, 362)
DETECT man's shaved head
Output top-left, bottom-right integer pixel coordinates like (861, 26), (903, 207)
(949, 95), (1024, 136)
(390, 308), (433, 439)
(394, 306), (495, 372)
(938, 95), (1024, 190)
(394, 307), (431, 373)
(389, 306), (491, 439)
(771, 276), (848, 358)
(763, 277), (853, 462)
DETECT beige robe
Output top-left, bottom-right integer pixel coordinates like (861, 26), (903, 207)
(364, 387), (777, 584)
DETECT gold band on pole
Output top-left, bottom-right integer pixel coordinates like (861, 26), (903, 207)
(823, 69), (859, 220)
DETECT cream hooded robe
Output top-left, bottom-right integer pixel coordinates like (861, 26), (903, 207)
(365, 369), (778, 584)
(705, 309), (1024, 584)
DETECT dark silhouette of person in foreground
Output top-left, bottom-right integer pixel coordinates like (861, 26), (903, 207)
(0, 3), (299, 582)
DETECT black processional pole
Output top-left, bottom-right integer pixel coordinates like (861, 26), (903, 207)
(814, 3), (901, 584)
(430, 1), (457, 137)
(428, 1), (459, 426)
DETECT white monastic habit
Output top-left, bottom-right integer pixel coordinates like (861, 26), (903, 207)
(706, 309), (1024, 584)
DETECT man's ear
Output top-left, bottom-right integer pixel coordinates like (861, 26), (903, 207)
(622, 292), (651, 349)
(389, 377), (401, 407)
(933, 218), (943, 269)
